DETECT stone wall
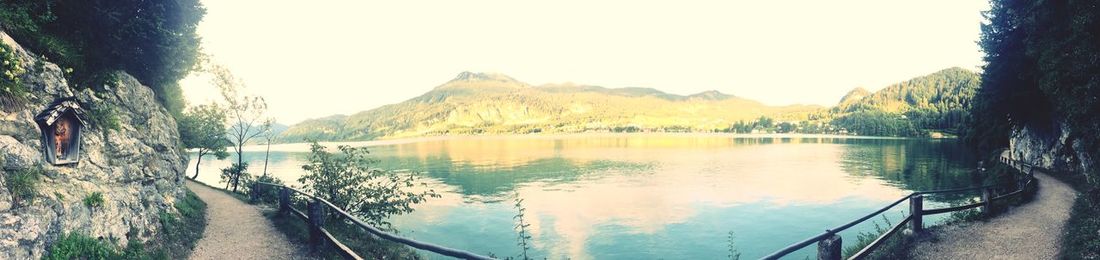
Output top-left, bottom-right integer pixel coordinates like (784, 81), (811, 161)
(0, 32), (188, 259)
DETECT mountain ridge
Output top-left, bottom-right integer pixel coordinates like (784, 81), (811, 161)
(281, 67), (978, 141)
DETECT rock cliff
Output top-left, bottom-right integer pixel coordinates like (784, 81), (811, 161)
(1009, 121), (1095, 177)
(0, 32), (188, 258)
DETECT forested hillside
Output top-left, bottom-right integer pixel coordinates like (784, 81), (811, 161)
(830, 67), (980, 136)
(282, 67), (981, 141)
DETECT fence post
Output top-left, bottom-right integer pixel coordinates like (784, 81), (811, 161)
(982, 188), (994, 217)
(817, 232), (841, 260)
(250, 182), (259, 203)
(910, 194), (923, 233)
(307, 198), (326, 250)
(279, 186), (290, 214)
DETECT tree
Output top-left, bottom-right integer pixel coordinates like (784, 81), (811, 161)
(0, 0), (205, 115)
(213, 64), (271, 192)
(298, 142), (439, 230)
(178, 104), (229, 180)
(261, 122), (278, 177)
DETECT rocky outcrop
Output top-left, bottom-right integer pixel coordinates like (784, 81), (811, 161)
(1008, 121), (1095, 177)
(0, 32), (188, 258)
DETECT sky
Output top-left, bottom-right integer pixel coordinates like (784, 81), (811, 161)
(180, 0), (990, 125)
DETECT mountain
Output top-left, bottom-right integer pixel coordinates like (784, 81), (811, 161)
(280, 72), (823, 142)
(829, 67), (981, 136)
(282, 68), (981, 141)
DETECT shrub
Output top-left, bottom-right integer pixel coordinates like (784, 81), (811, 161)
(86, 103), (121, 131)
(83, 192), (105, 209)
(842, 215), (911, 259)
(4, 166), (40, 206)
(43, 233), (116, 260)
(0, 41), (27, 110)
(250, 175), (284, 204)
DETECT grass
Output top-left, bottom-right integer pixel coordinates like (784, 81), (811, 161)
(4, 166), (41, 207)
(43, 188), (207, 260)
(842, 215), (912, 260)
(83, 192), (105, 209)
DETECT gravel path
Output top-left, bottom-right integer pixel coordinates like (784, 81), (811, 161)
(910, 171), (1076, 259)
(186, 181), (314, 260)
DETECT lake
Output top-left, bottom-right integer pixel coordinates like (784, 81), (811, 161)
(188, 134), (984, 259)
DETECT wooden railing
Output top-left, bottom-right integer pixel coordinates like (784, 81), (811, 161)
(250, 182), (494, 260)
(762, 157), (1038, 260)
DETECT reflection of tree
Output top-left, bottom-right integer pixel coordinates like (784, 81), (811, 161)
(839, 139), (982, 202)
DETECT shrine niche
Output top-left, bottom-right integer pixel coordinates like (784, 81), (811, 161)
(35, 98), (87, 165)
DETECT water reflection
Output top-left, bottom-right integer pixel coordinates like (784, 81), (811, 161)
(187, 134), (978, 259)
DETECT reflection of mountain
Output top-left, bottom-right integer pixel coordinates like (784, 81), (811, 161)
(838, 139), (981, 201)
(378, 155), (655, 197)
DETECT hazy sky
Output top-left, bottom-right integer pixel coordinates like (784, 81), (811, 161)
(180, 0), (990, 124)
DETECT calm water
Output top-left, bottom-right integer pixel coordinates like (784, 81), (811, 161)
(188, 134), (983, 259)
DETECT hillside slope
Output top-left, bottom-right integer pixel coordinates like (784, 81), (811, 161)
(830, 67), (981, 136)
(283, 67), (981, 141)
(281, 72), (822, 141)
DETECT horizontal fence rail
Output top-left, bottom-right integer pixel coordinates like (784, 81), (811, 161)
(762, 156), (1038, 260)
(251, 182), (494, 260)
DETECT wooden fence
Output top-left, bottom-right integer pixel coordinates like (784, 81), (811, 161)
(762, 156), (1038, 260)
(250, 182), (494, 260)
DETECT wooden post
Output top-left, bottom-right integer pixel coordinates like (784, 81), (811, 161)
(279, 187), (290, 214)
(982, 188), (994, 217)
(910, 194), (923, 233)
(817, 233), (841, 260)
(307, 198), (326, 250)
(249, 182), (259, 203)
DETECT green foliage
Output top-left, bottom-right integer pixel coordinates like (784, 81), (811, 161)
(968, 0), (1100, 164)
(726, 231), (740, 260)
(154, 189), (206, 259)
(513, 195), (532, 260)
(5, 166), (41, 206)
(219, 163), (250, 192)
(86, 102), (121, 131)
(0, 41), (28, 110)
(841, 215), (911, 259)
(297, 142), (439, 230)
(832, 111), (921, 137)
(43, 233), (116, 260)
(0, 0), (205, 116)
(179, 104), (229, 179)
(83, 192), (104, 209)
(250, 175), (284, 204)
(1063, 188), (1100, 259)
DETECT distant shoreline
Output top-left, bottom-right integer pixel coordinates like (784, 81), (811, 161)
(228, 132), (936, 152)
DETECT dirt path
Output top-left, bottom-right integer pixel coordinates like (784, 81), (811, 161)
(186, 181), (313, 260)
(910, 171), (1076, 259)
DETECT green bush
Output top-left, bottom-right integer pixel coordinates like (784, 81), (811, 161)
(0, 41), (27, 110)
(4, 166), (40, 206)
(86, 103), (121, 131)
(43, 233), (116, 260)
(83, 192), (105, 209)
(154, 188), (206, 259)
(0, 0), (205, 116)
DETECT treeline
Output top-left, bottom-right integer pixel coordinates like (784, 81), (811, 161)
(966, 0), (1100, 157)
(832, 67), (980, 137)
(0, 0), (205, 115)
